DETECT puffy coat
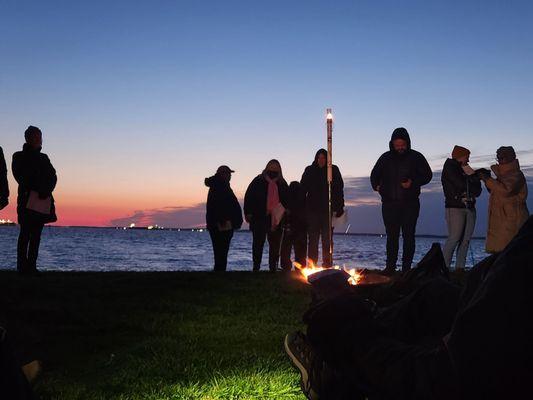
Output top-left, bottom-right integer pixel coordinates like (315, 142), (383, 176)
(485, 159), (529, 253)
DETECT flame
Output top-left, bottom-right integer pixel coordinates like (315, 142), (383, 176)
(293, 259), (363, 286)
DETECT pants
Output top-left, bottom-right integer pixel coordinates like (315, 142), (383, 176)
(382, 200), (420, 272)
(443, 208), (476, 270)
(308, 213), (333, 267)
(208, 228), (234, 271)
(17, 223), (44, 273)
(251, 217), (282, 271)
(280, 228), (307, 271)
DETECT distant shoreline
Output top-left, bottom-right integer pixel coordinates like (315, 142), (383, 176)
(0, 224), (487, 240)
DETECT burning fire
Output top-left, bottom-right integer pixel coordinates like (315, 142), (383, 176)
(293, 259), (363, 286)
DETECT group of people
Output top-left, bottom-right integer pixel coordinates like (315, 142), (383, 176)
(0, 126), (529, 275)
(205, 126), (529, 273)
(205, 151), (345, 272)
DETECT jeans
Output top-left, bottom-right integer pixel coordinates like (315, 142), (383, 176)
(443, 208), (476, 270)
(251, 216), (282, 271)
(17, 222), (44, 272)
(382, 200), (420, 272)
(208, 228), (234, 271)
(308, 212), (333, 267)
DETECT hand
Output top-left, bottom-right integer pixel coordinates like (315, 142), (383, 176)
(374, 185), (380, 192)
(245, 214), (252, 223)
(401, 179), (412, 189)
(0, 197), (7, 210)
(335, 209), (344, 218)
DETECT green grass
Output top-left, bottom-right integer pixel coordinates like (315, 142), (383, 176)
(0, 271), (311, 399)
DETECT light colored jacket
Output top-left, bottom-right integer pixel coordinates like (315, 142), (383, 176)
(485, 159), (529, 253)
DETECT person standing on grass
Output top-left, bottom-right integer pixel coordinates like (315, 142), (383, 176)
(244, 159), (289, 272)
(12, 126), (57, 275)
(370, 127), (432, 274)
(205, 165), (243, 272)
(280, 181), (307, 271)
(441, 145), (482, 270)
(301, 149), (344, 268)
(0, 146), (8, 211)
(479, 146), (529, 253)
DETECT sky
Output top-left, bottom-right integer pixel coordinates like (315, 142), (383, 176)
(1, 0), (532, 233)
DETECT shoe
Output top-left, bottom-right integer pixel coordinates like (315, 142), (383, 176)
(284, 331), (321, 400)
(381, 266), (396, 276)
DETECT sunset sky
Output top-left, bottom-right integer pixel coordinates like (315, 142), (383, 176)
(1, 1), (532, 232)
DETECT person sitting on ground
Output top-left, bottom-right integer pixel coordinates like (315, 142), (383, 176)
(280, 181), (307, 271)
(284, 216), (533, 400)
(244, 159), (289, 272)
(205, 165), (243, 271)
(479, 146), (529, 253)
(0, 146), (8, 210)
(441, 145), (482, 270)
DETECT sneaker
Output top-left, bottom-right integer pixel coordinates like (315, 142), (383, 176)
(284, 331), (321, 400)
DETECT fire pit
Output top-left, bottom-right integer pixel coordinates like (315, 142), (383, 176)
(294, 260), (392, 302)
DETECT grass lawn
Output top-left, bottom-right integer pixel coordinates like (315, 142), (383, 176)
(0, 271), (312, 400)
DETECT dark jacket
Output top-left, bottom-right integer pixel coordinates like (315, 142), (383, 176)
(301, 149), (344, 215)
(12, 144), (57, 224)
(441, 158), (482, 209)
(0, 146), (8, 204)
(204, 175), (243, 231)
(370, 133), (432, 203)
(286, 181), (307, 233)
(243, 174), (289, 229)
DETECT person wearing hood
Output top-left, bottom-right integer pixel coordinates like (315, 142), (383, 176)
(0, 146), (8, 210)
(441, 146), (482, 270)
(301, 149), (344, 268)
(479, 146), (529, 253)
(12, 126), (57, 274)
(370, 128), (432, 274)
(244, 159), (289, 271)
(205, 165), (243, 271)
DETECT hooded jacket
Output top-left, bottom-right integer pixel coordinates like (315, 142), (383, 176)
(441, 158), (482, 209)
(243, 173), (288, 228)
(370, 130), (432, 203)
(301, 149), (344, 215)
(12, 143), (57, 224)
(0, 146), (8, 204)
(204, 174), (243, 231)
(484, 159), (529, 253)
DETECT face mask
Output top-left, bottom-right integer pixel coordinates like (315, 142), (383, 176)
(267, 171), (279, 179)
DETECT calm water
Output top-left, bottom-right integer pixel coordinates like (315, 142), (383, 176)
(0, 226), (488, 272)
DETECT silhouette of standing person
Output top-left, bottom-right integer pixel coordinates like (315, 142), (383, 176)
(0, 146), (8, 211)
(205, 165), (243, 271)
(301, 149), (344, 268)
(12, 126), (57, 274)
(370, 128), (432, 274)
(244, 160), (288, 272)
(280, 181), (307, 271)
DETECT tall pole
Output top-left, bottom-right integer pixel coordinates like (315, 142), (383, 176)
(326, 108), (333, 267)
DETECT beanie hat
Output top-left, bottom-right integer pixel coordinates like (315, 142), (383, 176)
(391, 127), (410, 142)
(452, 145), (470, 160)
(496, 146), (516, 162)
